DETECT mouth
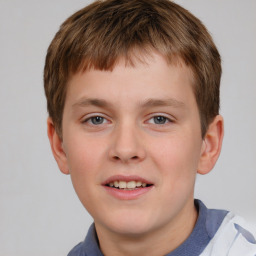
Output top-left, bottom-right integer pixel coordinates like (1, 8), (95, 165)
(102, 176), (154, 199)
(105, 180), (153, 190)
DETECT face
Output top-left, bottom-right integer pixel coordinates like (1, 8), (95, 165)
(57, 53), (206, 237)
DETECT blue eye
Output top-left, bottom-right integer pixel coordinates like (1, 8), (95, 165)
(86, 116), (106, 125)
(91, 116), (104, 125)
(148, 116), (171, 125)
(153, 116), (168, 124)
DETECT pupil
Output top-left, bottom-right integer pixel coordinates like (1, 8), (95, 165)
(92, 116), (103, 124)
(154, 116), (166, 124)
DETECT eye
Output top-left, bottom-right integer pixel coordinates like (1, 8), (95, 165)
(148, 115), (171, 125)
(84, 116), (107, 125)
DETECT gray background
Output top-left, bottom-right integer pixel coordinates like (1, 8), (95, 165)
(0, 0), (255, 255)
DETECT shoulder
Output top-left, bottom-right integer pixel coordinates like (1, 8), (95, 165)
(200, 204), (256, 256)
(197, 200), (229, 239)
(67, 242), (84, 256)
(67, 224), (103, 256)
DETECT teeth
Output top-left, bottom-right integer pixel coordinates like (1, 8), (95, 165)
(107, 180), (150, 189)
(127, 181), (136, 189)
(136, 181), (142, 187)
(119, 181), (126, 189)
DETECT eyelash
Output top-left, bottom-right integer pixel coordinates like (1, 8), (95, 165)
(82, 114), (173, 126)
(83, 115), (108, 125)
(147, 115), (173, 125)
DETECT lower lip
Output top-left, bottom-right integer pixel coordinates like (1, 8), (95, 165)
(103, 186), (153, 200)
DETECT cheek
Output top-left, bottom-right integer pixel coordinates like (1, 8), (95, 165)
(64, 135), (106, 178)
(149, 133), (202, 179)
(64, 137), (107, 213)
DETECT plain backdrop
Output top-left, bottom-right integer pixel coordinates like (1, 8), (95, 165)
(0, 0), (255, 255)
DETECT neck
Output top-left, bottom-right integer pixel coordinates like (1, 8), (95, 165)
(95, 199), (198, 256)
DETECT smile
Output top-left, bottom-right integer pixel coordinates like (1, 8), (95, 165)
(106, 180), (151, 190)
(103, 175), (154, 200)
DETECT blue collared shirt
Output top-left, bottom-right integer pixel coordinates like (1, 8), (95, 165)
(67, 200), (256, 256)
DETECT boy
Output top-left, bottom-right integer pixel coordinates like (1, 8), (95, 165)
(44, 0), (256, 255)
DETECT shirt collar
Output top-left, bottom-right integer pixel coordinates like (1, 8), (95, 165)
(81, 199), (226, 256)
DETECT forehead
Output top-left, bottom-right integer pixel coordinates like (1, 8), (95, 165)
(66, 51), (196, 108)
(72, 48), (194, 81)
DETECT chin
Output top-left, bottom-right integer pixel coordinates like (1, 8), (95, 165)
(110, 223), (152, 237)
(100, 211), (156, 236)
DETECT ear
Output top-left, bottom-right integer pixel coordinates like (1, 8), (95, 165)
(197, 115), (224, 175)
(47, 117), (69, 175)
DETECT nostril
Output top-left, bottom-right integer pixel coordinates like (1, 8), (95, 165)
(112, 155), (139, 161)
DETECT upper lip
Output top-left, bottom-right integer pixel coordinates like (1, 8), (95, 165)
(102, 175), (154, 185)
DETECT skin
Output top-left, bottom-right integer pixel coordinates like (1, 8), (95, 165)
(48, 52), (224, 256)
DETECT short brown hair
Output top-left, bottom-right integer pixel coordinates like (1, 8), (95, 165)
(44, 0), (221, 138)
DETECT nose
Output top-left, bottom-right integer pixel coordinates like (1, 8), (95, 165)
(109, 122), (146, 163)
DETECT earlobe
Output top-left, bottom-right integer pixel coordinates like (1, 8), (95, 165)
(47, 118), (69, 175)
(197, 115), (224, 175)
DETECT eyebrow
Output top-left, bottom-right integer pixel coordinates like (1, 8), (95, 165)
(72, 97), (185, 109)
(140, 98), (185, 108)
(72, 98), (111, 109)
